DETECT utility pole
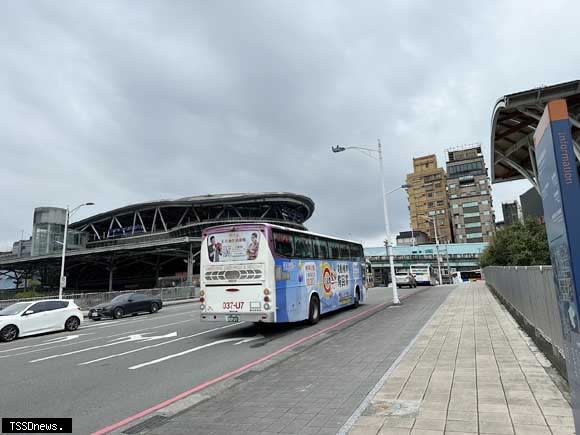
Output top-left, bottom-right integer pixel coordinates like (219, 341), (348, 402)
(445, 241), (451, 284)
(332, 141), (401, 305)
(423, 215), (443, 285)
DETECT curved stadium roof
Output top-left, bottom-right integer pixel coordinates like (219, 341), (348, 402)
(491, 80), (580, 188)
(71, 192), (315, 246)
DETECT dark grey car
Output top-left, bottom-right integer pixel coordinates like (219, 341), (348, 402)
(88, 293), (163, 320)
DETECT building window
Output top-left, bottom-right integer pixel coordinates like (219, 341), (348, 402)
(464, 212), (480, 218)
(450, 194), (458, 199)
(480, 190), (488, 195)
(428, 202), (434, 207)
(437, 201), (444, 206)
(483, 211), (490, 215)
(481, 200), (489, 205)
(466, 232), (483, 239)
(452, 204), (459, 209)
(479, 179), (486, 185)
(462, 201), (478, 208)
(465, 222), (482, 228)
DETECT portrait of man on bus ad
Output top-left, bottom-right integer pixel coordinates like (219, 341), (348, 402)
(207, 231), (260, 262)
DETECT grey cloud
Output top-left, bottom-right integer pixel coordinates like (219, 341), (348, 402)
(1, 0), (579, 251)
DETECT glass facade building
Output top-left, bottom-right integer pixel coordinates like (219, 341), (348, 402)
(31, 207), (87, 256)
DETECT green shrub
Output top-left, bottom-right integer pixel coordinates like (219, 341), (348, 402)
(480, 220), (551, 267)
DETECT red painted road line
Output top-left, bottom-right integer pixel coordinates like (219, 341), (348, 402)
(91, 302), (388, 435)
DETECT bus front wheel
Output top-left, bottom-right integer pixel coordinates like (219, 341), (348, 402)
(307, 295), (320, 325)
(353, 287), (360, 308)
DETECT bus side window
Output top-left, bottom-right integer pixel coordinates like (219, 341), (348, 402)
(349, 243), (363, 261)
(316, 238), (329, 259)
(328, 240), (340, 260)
(310, 237), (319, 259)
(274, 231), (294, 257)
(295, 235), (313, 259)
(339, 242), (351, 260)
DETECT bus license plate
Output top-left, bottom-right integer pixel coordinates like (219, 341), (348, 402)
(226, 315), (240, 323)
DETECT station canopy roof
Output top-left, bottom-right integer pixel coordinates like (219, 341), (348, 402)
(491, 80), (580, 189)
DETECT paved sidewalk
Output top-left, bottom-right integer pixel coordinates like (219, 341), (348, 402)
(348, 282), (575, 435)
(140, 285), (454, 435)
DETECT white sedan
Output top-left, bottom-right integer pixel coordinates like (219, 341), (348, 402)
(0, 299), (83, 342)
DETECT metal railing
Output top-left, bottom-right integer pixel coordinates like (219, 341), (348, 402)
(483, 266), (564, 357)
(0, 286), (200, 310)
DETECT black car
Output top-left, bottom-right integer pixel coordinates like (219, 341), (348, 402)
(88, 293), (162, 320)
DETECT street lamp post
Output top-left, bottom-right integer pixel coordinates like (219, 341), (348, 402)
(422, 215), (443, 285)
(332, 140), (401, 305)
(58, 202), (94, 299)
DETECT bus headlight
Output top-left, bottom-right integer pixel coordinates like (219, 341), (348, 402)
(200, 304), (206, 310)
(263, 288), (270, 295)
(263, 303), (271, 310)
(264, 296), (270, 303)
(200, 289), (205, 297)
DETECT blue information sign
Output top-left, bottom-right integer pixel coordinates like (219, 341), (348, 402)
(535, 100), (580, 427)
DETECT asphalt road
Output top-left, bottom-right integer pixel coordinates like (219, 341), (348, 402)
(0, 286), (428, 434)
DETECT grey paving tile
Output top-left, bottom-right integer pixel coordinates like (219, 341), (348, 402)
(444, 419), (478, 433)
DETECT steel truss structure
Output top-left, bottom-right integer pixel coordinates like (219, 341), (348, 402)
(491, 80), (580, 190)
(0, 193), (314, 292)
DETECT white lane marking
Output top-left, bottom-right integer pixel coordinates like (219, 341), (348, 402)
(233, 337), (261, 345)
(128, 335), (263, 370)
(78, 324), (242, 366)
(81, 320), (123, 329)
(0, 318), (197, 360)
(0, 334), (87, 354)
(30, 331), (178, 363)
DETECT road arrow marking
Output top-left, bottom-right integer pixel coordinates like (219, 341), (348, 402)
(30, 332), (178, 363)
(109, 332), (177, 343)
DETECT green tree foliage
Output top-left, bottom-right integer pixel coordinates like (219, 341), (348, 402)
(480, 220), (551, 267)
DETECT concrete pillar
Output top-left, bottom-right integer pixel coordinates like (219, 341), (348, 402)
(108, 268), (114, 291)
(154, 255), (160, 286)
(187, 243), (194, 286)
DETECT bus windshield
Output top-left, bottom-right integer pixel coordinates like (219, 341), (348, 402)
(206, 229), (261, 262)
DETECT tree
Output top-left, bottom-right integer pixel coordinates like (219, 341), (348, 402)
(480, 220), (551, 267)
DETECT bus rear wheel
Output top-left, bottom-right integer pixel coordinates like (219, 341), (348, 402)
(307, 295), (320, 325)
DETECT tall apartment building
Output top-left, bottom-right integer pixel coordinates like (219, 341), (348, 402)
(406, 155), (453, 243)
(446, 145), (495, 243)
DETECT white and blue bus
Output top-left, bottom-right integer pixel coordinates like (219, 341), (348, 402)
(200, 223), (366, 324)
(410, 263), (438, 286)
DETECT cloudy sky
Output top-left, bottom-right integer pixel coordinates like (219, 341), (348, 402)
(1, 0), (578, 250)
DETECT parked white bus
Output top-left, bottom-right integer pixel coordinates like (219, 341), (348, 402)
(410, 264), (438, 286)
(200, 223), (366, 324)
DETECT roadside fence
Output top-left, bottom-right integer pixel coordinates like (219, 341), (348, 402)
(483, 265), (566, 376)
